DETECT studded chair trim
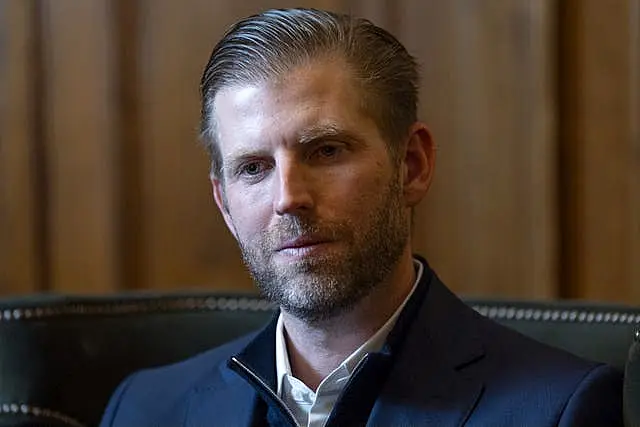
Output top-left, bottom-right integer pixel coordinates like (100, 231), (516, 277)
(472, 304), (640, 325)
(0, 295), (275, 321)
(1, 295), (639, 325)
(0, 403), (86, 427)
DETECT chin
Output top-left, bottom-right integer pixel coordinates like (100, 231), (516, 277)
(279, 297), (354, 323)
(275, 278), (373, 323)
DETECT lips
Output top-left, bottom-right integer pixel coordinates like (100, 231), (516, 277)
(275, 235), (331, 252)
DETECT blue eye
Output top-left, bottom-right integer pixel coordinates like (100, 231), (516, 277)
(237, 161), (269, 182)
(316, 144), (341, 158)
(242, 162), (263, 175)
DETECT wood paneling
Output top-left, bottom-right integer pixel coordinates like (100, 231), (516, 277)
(0, 0), (42, 294)
(1, 0), (637, 302)
(560, 0), (640, 302)
(113, 0), (143, 291)
(346, 0), (398, 32)
(633, 0), (640, 303)
(41, 0), (121, 293)
(399, 0), (558, 298)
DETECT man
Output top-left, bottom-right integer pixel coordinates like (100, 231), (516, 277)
(100, 8), (622, 427)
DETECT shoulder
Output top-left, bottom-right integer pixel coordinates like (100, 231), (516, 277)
(467, 310), (623, 425)
(557, 363), (622, 426)
(409, 270), (623, 425)
(422, 269), (620, 385)
(99, 332), (256, 427)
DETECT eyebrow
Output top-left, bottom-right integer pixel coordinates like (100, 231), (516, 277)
(297, 123), (363, 145)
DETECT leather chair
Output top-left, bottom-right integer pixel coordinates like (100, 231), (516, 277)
(625, 329), (640, 427)
(0, 292), (638, 427)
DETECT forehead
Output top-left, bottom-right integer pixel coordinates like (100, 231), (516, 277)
(211, 58), (373, 151)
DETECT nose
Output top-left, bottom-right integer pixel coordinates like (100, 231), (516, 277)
(274, 158), (314, 216)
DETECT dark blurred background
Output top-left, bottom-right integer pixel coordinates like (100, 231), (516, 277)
(0, 0), (638, 302)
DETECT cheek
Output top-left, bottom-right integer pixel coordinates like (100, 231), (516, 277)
(225, 187), (272, 238)
(320, 164), (390, 216)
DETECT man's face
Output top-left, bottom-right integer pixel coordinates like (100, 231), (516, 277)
(211, 58), (412, 322)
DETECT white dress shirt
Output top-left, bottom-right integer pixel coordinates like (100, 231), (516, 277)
(274, 259), (423, 427)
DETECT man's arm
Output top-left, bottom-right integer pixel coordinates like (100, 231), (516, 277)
(558, 364), (623, 427)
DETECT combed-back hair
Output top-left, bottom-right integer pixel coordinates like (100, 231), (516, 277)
(200, 8), (419, 178)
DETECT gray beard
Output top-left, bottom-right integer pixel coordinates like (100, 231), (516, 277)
(236, 177), (409, 323)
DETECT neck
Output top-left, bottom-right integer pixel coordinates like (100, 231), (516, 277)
(281, 247), (416, 390)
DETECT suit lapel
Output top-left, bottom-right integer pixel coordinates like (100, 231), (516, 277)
(368, 274), (486, 427)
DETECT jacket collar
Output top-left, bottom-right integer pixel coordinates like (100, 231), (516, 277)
(185, 315), (280, 427)
(369, 262), (486, 427)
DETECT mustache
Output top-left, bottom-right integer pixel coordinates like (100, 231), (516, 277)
(262, 217), (345, 248)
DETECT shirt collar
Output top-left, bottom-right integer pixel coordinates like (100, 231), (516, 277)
(275, 258), (424, 396)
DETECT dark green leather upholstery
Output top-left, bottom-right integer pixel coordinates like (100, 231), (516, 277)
(625, 329), (640, 427)
(0, 292), (638, 427)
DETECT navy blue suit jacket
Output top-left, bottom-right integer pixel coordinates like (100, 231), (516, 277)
(100, 260), (622, 426)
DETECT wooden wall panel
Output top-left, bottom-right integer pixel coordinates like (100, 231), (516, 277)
(2, 0), (637, 301)
(398, 0), (558, 298)
(633, 0), (640, 304)
(0, 0), (41, 295)
(561, 0), (640, 302)
(41, 0), (121, 293)
(346, 0), (397, 31)
(133, 0), (343, 291)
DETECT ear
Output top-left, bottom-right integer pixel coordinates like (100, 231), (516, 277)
(401, 122), (436, 207)
(211, 177), (239, 240)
